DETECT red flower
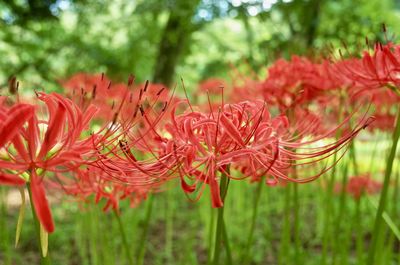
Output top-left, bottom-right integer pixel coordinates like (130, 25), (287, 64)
(338, 43), (400, 92)
(0, 92), (100, 233)
(346, 174), (382, 200)
(55, 166), (153, 212)
(260, 56), (328, 110)
(197, 78), (227, 94)
(163, 99), (373, 207)
(62, 73), (175, 122)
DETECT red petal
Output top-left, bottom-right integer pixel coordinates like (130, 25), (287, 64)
(30, 172), (55, 233)
(183, 119), (207, 154)
(208, 162), (222, 208)
(0, 173), (25, 186)
(210, 177), (223, 208)
(12, 135), (30, 162)
(27, 115), (40, 160)
(180, 176), (196, 193)
(38, 102), (66, 160)
(0, 104), (34, 148)
(220, 113), (244, 147)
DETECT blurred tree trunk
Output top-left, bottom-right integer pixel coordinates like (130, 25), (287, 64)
(305, 0), (322, 48)
(153, 0), (200, 86)
(238, 6), (257, 71)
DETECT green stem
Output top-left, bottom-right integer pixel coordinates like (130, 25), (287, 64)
(0, 188), (12, 265)
(212, 169), (230, 265)
(242, 178), (263, 264)
(137, 195), (154, 265)
(222, 220), (233, 265)
(350, 141), (363, 264)
(293, 183), (301, 264)
(368, 139), (379, 173)
(322, 138), (343, 264)
(322, 94), (345, 264)
(165, 187), (174, 265)
(88, 205), (99, 265)
(349, 141), (359, 176)
(279, 183), (292, 265)
(114, 209), (134, 265)
(207, 204), (215, 265)
(390, 170), (399, 263)
(76, 211), (89, 265)
(26, 183), (51, 265)
(333, 161), (349, 265)
(367, 108), (400, 265)
(355, 198), (363, 264)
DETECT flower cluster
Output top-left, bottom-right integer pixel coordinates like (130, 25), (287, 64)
(3, 42), (399, 236)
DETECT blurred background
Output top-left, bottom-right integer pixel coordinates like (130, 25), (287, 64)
(0, 0), (399, 92)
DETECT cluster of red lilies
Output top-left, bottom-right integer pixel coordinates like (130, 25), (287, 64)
(0, 42), (398, 254)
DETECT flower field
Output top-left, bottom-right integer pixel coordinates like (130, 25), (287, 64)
(0, 1), (400, 265)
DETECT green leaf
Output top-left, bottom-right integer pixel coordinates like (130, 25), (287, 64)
(15, 187), (26, 248)
(367, 196), (400, 241)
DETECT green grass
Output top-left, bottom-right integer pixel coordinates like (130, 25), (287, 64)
(0, 137), (399, 265)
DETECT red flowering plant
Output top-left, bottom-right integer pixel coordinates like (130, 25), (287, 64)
(54, 165), (154, 212)
(91, 77), (178, 192)
(333, 41), (400, 265)
(40, 77), (174, 265)
(227, 56), (352, 136)
(333, 43), (400, 130)
(338, 43), (400, 94)
(345, 174), (382, 200)
(0, 92), (103, 236)
(159, 99), (374, 208)
(229, 77), (264, 104)
(260, 56), (332, 111)
(63, 73), (116, 120)
(61, 73), (177, 181)
(63, 73), (175, 123)
(197, 78), (228, 95)
(139, 95), (372, 265)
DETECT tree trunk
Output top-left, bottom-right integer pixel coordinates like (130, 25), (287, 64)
(305, 0), (322, 48)
(153, 0), (200, 86)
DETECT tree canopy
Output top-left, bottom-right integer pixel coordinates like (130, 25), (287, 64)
(0, 0), (399, 91)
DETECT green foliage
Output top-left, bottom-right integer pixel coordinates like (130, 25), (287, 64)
(0, 0), (399, 92)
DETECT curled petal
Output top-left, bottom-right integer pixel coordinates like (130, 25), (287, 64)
(0, 104), (35, 148)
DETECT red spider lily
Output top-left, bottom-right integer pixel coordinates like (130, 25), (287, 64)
(162, 99), (373, 208)
(226, 56), (348, 114)
(260, 56), (329, 110)
(95, 123), (176, 189)
(338, 43), (400, 93)
(90, 84), (179, 196)
(62, 73), (175, 122)
(197, 78), (227, 94)
(55, 76), (176, 214)
(346, 174), (382, 200)
(229, 78), (264, 104)
(366, 112), (396, 132)
(63, 73), (131, 121)
(0, 92), (101, 233)
(53, 166), (152, 212)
